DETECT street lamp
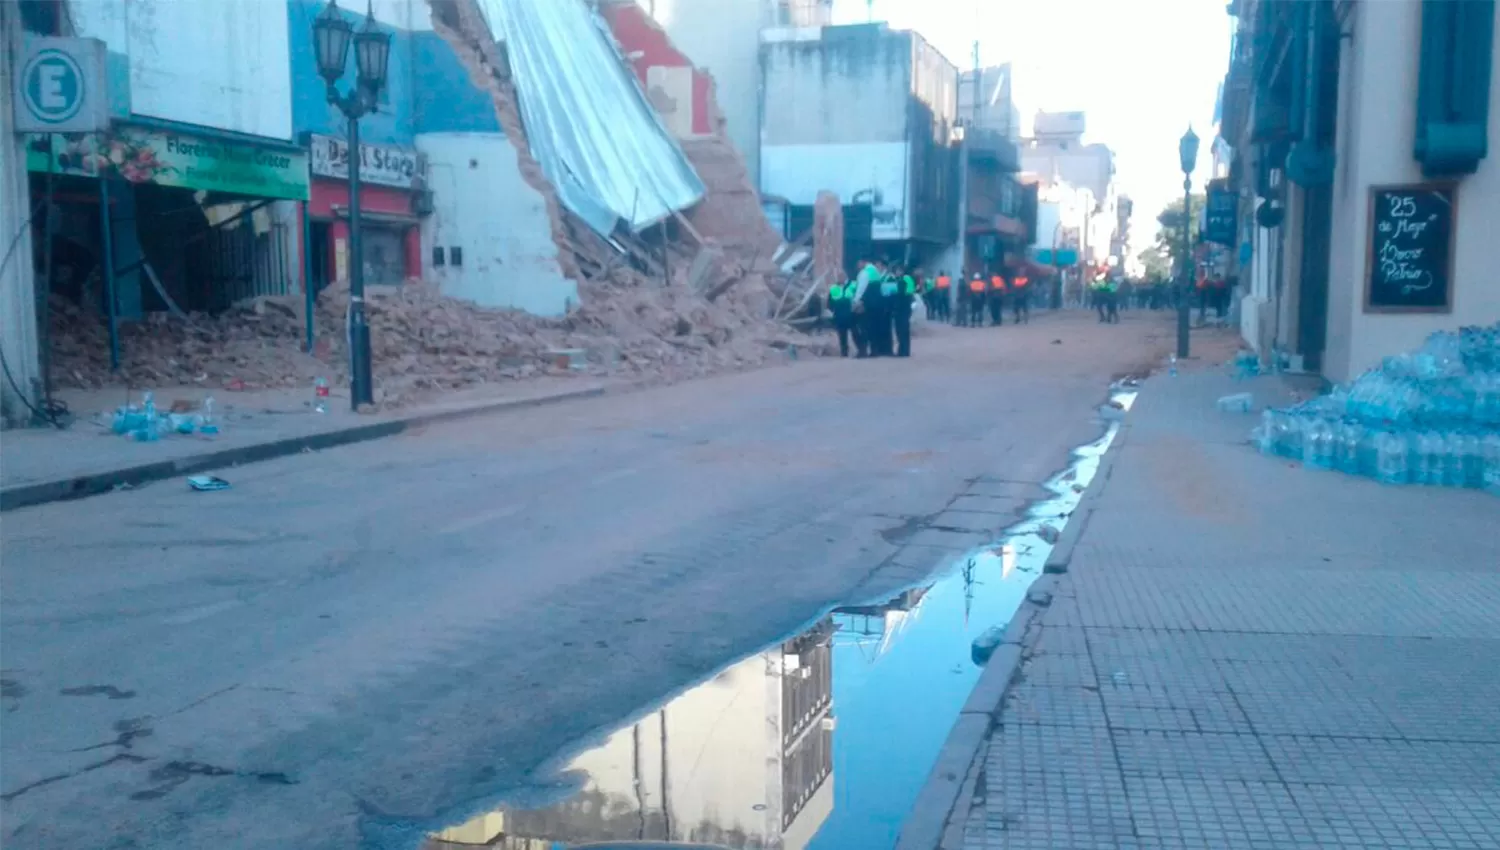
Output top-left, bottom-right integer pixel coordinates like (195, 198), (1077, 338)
(314, 0), (391, 410)
(1176, 126), (1200, 360)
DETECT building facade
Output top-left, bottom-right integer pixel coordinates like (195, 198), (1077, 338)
(1219, 0), (1498, 381)
(759, 22), (960, 263)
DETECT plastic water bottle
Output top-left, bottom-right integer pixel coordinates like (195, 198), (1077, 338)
(1337, 421), (1365, 475)
(1375, 431), (1408, 485)
(199, 396), (220, 435)
(133, 392), (161, 442)
(1418, 431), (1444, 485)
(1168, 354), (1178, 377)
(1278, 412), (1304, 459)
(1484, 433), (1500, 495)
(1256, 410), (1279, 454)
(314, 377), (330, 414)
(1448, 431), (1479, 488)
(1304, 418), (1335, 469)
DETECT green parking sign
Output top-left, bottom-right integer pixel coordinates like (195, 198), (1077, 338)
(13, 37), (108, 134)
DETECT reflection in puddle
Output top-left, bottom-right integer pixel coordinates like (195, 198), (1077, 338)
(430, 393), (1135, 850)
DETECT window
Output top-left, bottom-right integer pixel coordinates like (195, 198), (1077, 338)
(431, 246), (445, 267)
(449, 246), (463, 267)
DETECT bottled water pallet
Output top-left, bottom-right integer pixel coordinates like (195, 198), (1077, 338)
(1250, 323), (1500, 494)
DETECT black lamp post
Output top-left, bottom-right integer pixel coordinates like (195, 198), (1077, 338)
(314, 0), (390, 410)
(1176, 126), (1200, 360)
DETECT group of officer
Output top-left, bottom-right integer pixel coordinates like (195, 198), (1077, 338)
(825, 261), (1037, 359)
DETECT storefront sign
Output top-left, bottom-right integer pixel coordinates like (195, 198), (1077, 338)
(13, 37), (109, 133)
(1365, 183), (1455, 313)
(308, 133), (418, 190)
(1204, 187), (1238, 246)
(24, 126), (309, 200)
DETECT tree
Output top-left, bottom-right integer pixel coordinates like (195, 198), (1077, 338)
(1137, 246), (1171, 283)
(1154, 192), (1205, 280)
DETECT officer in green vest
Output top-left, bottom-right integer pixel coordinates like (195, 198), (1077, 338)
(893, 267), (917, 357)
(828, 276), (858, 357)
(870, 262), (897, 356)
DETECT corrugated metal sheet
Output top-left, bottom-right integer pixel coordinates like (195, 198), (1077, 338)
(476, 0), (706, 235)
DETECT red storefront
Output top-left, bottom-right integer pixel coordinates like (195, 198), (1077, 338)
(303, 134), (423, 291)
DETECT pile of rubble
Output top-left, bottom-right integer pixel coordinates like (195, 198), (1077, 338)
(48, 0), (835, 407)
(49, 276), (822, 405)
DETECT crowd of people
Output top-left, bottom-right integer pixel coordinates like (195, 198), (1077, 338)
(823, 260), (1041, 359)
(815, 259), (1233, 360)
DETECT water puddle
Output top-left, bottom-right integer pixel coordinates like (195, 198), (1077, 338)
(425, 391), (1136, 850)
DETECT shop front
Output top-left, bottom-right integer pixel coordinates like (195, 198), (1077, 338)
(304, 133), (424, 293)
(26, 122), (309, 366)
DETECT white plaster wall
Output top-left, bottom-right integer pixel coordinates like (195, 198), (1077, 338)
(649, 0), (770, 186)
(416, 132), (577, 317)
(1325, 0), (1500, 381)
(71, 0), (293, 139)
(761, 142), (909, 240)
(566, 652), (780, 842)
(1, 5), (40, 423)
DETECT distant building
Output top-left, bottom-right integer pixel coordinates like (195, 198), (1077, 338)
(759, 22), (961, 260)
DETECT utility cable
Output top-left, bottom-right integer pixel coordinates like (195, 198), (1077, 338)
(0, 202), (69, 428)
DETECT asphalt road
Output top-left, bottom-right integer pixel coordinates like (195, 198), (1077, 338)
(1, 310), (1172, 849)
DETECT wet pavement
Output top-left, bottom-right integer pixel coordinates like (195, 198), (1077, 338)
(0, 314), (1172, 850)
(427, 391), (1136, 850)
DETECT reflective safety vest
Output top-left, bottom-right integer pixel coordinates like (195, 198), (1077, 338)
(902, 275), (917, 295)
(923, 277), (935, 291)
(968, 278), (986, 293)
(990, 275), (1007, 292)
(829, 281), (852, 301)
(936, 275), (951, 289)
(880, 275), (899, 297)
(1013, 276), (1029, 289)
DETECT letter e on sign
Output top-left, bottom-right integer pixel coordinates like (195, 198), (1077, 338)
(13, 38), (109, 134)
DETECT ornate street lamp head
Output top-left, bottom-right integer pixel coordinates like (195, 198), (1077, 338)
(354, 1), (392, 101)
(313, 0), (354, 85)
(1179, 126), (1200, 176)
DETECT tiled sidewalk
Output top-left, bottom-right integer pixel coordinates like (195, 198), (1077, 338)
(961, 370), (1500, 850)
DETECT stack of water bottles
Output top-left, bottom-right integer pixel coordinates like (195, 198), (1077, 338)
(1253, 322), (1500, 494)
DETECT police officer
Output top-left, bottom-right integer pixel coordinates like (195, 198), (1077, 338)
(852, 258), (879, 357)
(828, 275), (856, 356)
(966, 273), (987, 327)
(1011, 273), (1031, 324)
(874, 263), (899, 356)
(861, 260), (890, 357)
(988, 273), (1006, 327)
(894, 267), (917, 357)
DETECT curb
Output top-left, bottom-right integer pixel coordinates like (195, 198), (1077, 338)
(0, 386), (605, 512)
(894, 403), (1138, 850)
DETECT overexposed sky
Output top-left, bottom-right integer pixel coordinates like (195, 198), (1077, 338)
(835, 0), (1233, 248)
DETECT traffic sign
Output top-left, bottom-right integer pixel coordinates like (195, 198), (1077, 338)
(13, 37), (109, 134)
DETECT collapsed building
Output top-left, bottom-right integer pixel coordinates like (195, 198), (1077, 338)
(7, 0), (840, 419)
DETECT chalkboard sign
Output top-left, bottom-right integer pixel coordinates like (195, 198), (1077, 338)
(1204, 188), (1238, 246)
(1365, 183), (1456, 312)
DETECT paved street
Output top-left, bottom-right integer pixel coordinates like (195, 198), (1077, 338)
(958, 361), (1500, 850)
(0, 311), (1169, 850)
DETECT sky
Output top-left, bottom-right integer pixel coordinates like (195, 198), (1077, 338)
(834, 0), (1234, 252)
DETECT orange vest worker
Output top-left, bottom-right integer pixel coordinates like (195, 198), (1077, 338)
(968, 277), (986, 293)
(990, 275), (1007, 292)
(1013, 275), (1028, 290)
(936, 274), (950, 290)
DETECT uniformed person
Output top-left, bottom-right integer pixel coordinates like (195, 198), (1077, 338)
(1011, 273), (1031, 324)
(828, 276), (856, 356)
(874, 263), (899, 356)
(852, 258), (879, 357)
(967, 274), (987, 327)
(988, 273), (1007, 327)
(894, 267), (917, 357)
(934, 270), (951, 322)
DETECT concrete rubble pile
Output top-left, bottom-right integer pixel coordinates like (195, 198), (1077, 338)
(48, 0), (829, 406)
(50, 274), (821, 404)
